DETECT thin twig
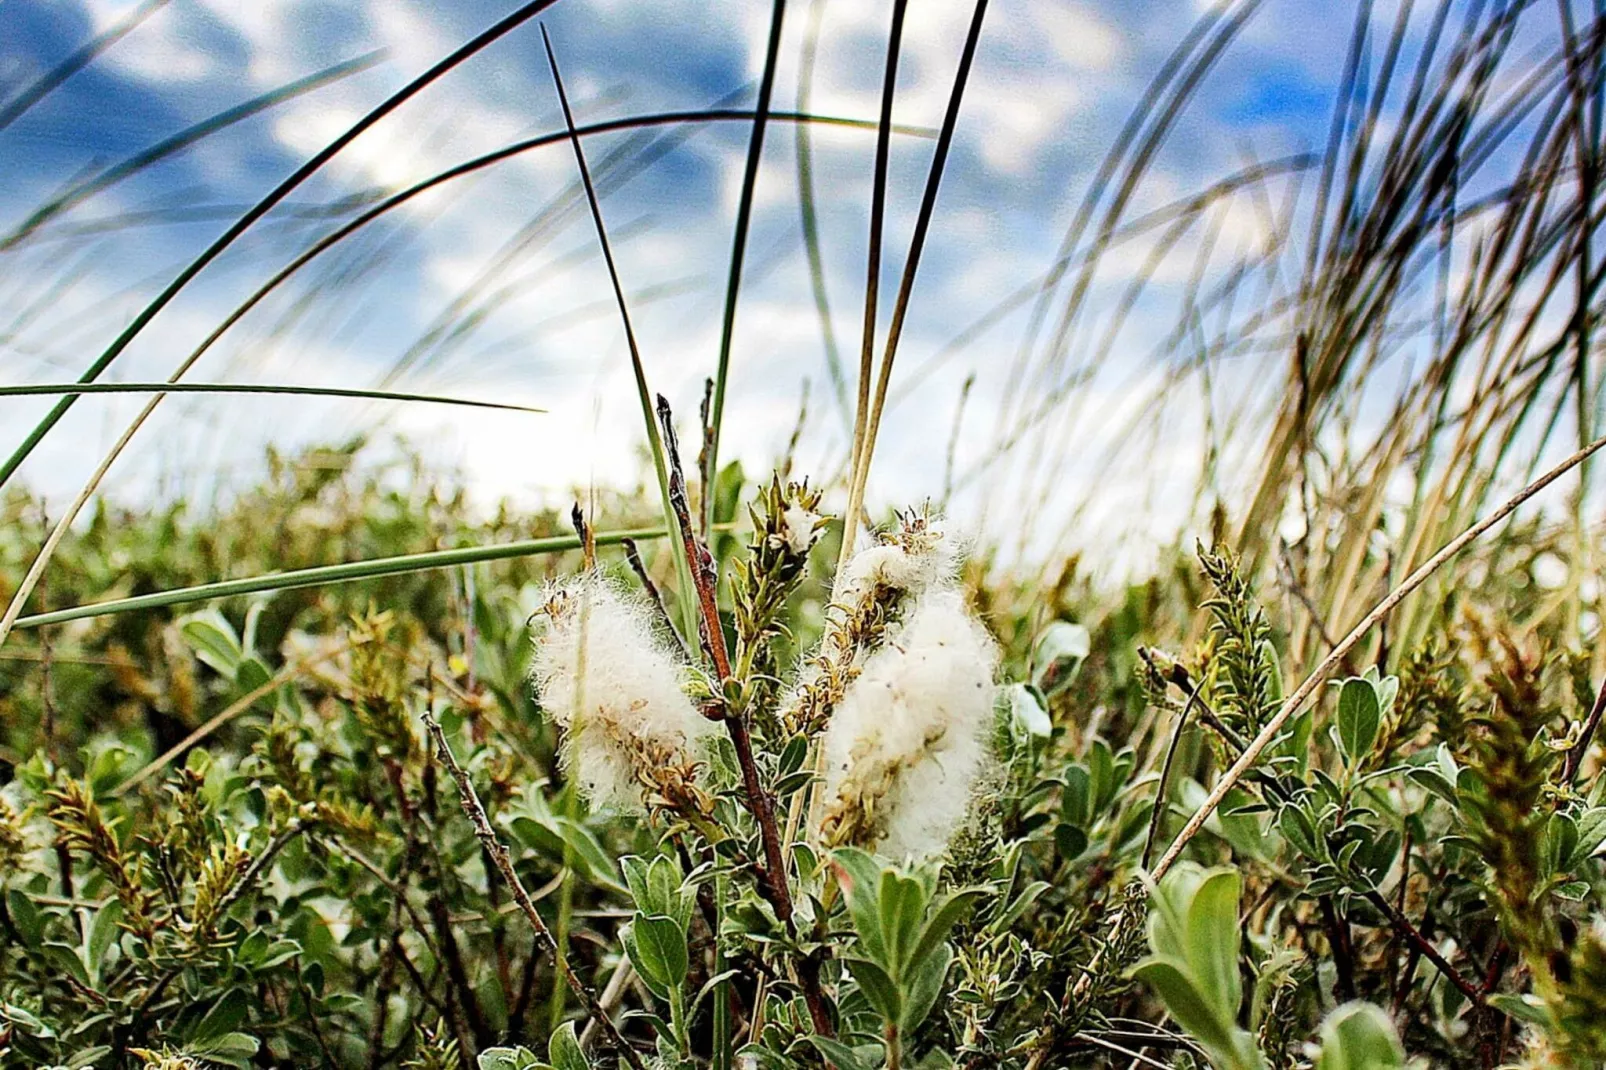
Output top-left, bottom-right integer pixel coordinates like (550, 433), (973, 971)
(1152, 431), (1606, 879)
(1364, 889), (1485, 1006)
(421, 710), (647, 1070)
(622, 537), (683, 654)
(1139, 647), (1199, 871)
(1562, 671), (1606, 784)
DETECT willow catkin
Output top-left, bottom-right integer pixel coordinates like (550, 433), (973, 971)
(529, 572), (715, 813)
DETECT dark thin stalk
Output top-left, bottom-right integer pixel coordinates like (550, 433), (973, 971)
(1562, 671), (1606, 784)
(836, 0), (909, 573)
(422, 710), (647, 1070)
(655, 395), (836, 1040)
(1139, 648), (1200, 871)
(704, 0), (788, 535)
(622, 537), (684, 655)
(542, 24), (699, 644)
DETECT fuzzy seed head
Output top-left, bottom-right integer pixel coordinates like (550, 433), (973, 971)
(529, 573), (716, 813)
(816, 586), (999, 861)
(833, 511), (958, 606)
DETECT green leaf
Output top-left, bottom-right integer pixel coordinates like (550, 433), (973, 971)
(1004, 682), (1052, 738)
(1315, 1002), (1405, 1070)
(1486, 992), (1554, 1027)
(1054, 823), (1089, 861)
(1033, 621), (1090, 696)
(879, 871), (926, 972)
(1130, 957), (1244, 1063)
(65, 1045), (112, 1069)
(901, 942), (953, 1033)
(478, 1047), (550, 1070)
(548, 1021), (590, 1070)
(1185, 868), (1243, 1021)
(833, 847), (887, 962)
(630, 914), (688, 992)
(187, 1032), (260, 1069)
(844, 955), (901, 1024)
(7, 889), (43, 949)
(181, 610), (243, 677)
(1336, 677), (1381, 767)
(84, 899), (124, 985)
(907, 887), (987, 974)
(804, 1036), (876, 1070)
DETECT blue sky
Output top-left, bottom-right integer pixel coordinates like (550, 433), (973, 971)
(0, 0), (1536, 559)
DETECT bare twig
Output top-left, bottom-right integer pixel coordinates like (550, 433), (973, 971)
(1562, 671), (1606, 784)
(421, 710), (647, 1070)
(622, 537), (683, 654)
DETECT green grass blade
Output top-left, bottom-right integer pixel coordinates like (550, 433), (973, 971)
(796, 0), (851, 429)
(0, 0), (562, 490)
(837, 0), (909, 575)
(542, 26), (700, 644)
(0, 0), (169, 133)
(704, 0), (788, 535)
(2, 50), (385, 250)
(12, 526), (672, 631)
(0, 382), (544, 413)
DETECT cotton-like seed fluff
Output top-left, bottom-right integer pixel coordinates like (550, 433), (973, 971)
(816, 585), (999, 861)
(529, 572), (715, 813)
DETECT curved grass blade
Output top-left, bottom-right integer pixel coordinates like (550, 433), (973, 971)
(0, 111), (922, 655)
(842, 0), (987, 562)
(796, 0), (851, 427)
(856, 0), (989, 485)
(0, 0), (562, 490)
(12, 526), (674, 631)
(703, 0), (788, 536)
(0, 381), (544, 413)
(0, 0), (169, 133)
(144, 110), (924, 439)
(2, 51), (386, 250)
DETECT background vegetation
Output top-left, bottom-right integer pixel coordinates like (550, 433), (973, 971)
(4, 0), (1606, 1067)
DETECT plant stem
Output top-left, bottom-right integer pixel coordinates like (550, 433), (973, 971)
(1153, 430), (1606, 879)
(421, 710), (647, 1070)
(656, 397), (836, 1040)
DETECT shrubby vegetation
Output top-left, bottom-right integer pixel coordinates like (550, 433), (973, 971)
(1, 436), (1604, 1069)
(4, 0), (1606, 1066)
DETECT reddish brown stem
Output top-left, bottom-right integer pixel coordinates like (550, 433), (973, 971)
(656, 394), (836, 1040)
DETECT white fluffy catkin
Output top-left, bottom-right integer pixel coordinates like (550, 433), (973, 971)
(831, 521), (958, 607)
(816, 585), (999, 861)
(529, 572), (715, 813)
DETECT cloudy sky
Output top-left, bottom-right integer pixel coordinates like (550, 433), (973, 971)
(0, 0), (1533, 559)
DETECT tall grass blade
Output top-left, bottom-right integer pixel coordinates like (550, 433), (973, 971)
(837, 0), (908, 575)
(0, 0), (169, 132)
(541, 24), (700, 643)
(796, 0), (851, 427)
(843, 0), (989, 529)
(0, 382), (544, 413)
(703, 0), (788, 535)
(2, 51), (385, 250)
(0, 0), (562, 490)
(12, 526), (676, 631)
